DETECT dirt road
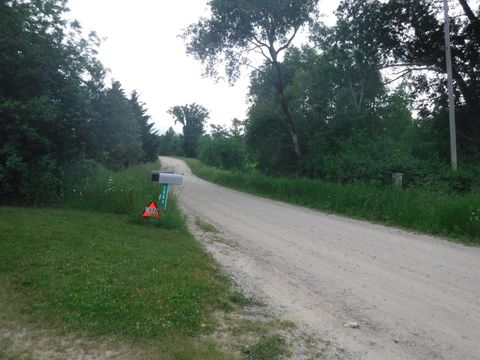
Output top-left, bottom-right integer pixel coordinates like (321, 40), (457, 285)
(161, 157), (480, 360)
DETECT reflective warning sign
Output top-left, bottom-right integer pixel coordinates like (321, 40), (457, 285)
(142, 200), (160, 219)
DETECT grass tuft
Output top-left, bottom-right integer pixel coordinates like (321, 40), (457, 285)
(195, 217), (217, 233)
(242, 334), (288, 360)
(229, 291), (253, 307)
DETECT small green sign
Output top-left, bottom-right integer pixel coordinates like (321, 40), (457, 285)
(159, 184), (169, 209)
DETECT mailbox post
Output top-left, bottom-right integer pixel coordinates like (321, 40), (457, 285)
(151, 171), (183, 210)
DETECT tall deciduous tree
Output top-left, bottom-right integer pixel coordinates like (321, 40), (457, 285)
(0, 0), (163, 204)
(0, 0), (105, 202)
(168, 103), (209, 157)
(183, 0), (318, 167)
(332, 0), (480, 156)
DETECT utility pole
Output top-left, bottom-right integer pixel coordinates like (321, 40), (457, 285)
(443, 0), (458, 170)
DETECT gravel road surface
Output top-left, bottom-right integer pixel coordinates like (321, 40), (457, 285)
(161, 157), (480, 360)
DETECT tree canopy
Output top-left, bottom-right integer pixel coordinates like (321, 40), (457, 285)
(184, 0), (317, 81)
(0, 0), (160, 204)
(188, 0), (479, 189)
(184, 0), (319, 166)
(330, 0), (480, 155)
(168, 103), (209, 158)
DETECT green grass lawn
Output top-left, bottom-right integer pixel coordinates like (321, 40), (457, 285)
(0, 206), (234, 359)
(185, 159), (480, 244)
(0, 161), (303, 359)
(0, 161), (239, 359)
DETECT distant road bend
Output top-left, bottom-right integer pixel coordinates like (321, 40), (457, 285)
(161, 157), (480, 360)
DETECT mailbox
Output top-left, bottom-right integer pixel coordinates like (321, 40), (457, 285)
(151, 171), (183, 185)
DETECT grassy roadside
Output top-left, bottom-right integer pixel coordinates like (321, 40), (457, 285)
(185, 159), (480, 244)
(0, 206), (235, 359)
(0, 162), (302, 359)
(0, 162), (236, 359)
(61, 162), (186, 230)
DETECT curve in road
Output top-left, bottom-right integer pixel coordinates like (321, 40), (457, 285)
(161, 157), (480, 360)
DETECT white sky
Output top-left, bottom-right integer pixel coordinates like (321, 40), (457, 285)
(67, 0), (341, 134)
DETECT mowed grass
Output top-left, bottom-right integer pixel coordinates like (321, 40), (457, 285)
(0, 162), (237, 359)
(185, 159), (480, 243)
(0, 207), (231, 358)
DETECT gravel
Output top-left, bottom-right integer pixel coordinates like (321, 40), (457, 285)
(162, 157), (480, 360)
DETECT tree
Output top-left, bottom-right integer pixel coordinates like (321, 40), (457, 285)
(199, 121), (247, 169)
(332, 0), (480, 157)
(168, 103), (209, 157)
(158, 127), (184, 156)
(92, 81), (142, 168)
(0, 0), (163, 204)
(183, 0), (318, 166)
(130, 91), (160, 162)
(0, 0), (105, 203)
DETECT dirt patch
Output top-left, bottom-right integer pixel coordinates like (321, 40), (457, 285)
(0, 281), (143, 360)
(186, 213), (351, 360)
(0, 323), (142, 360)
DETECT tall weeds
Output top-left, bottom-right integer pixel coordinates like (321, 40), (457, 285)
(61, 162), (185, 231)
(186, 159), (480, 243)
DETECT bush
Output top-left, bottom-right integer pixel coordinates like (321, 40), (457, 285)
(0, 148), (64, 205)
(306, 132), (418, 184)
(199, 135), (246, 170)
(305, 131), (480, 192)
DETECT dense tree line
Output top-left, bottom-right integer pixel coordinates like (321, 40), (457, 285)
(170, 0), (480, 191)
(0, 0), (160, 204)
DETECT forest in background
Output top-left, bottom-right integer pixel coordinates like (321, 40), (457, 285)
(0, 0), (161, 204)
(162, 0), (480, 193)
(2, 0), (480, 206)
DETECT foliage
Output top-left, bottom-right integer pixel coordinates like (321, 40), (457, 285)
(61, 162), (186, 231)
(90, 81), (143, 169)
(158, 127), (185, 157)
(130, 91), (162, 162)
(198, 121), (247, 170)
(0, 0), (160, 205)
(331, 0), (480, 157)
(306, 132), (416, 184)
(0, 0), (98, 203)
(168, 103), (209, 158)
(242, 334), (287, 360)
(195, 217), (217, 233)
(184, 0), (319, 165)
(245, 101), (297, 174)
(186, 159), (480, 243)
(244, 5), (480, 186)
(238, 0), (480, 188)
(246, 43), (393, 177)
(183, 0), (317, 82)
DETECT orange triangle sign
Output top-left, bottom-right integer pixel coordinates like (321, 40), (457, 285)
(142, 200), (160, 218)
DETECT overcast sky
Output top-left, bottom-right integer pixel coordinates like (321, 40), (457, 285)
(67, 0), (341, 134)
